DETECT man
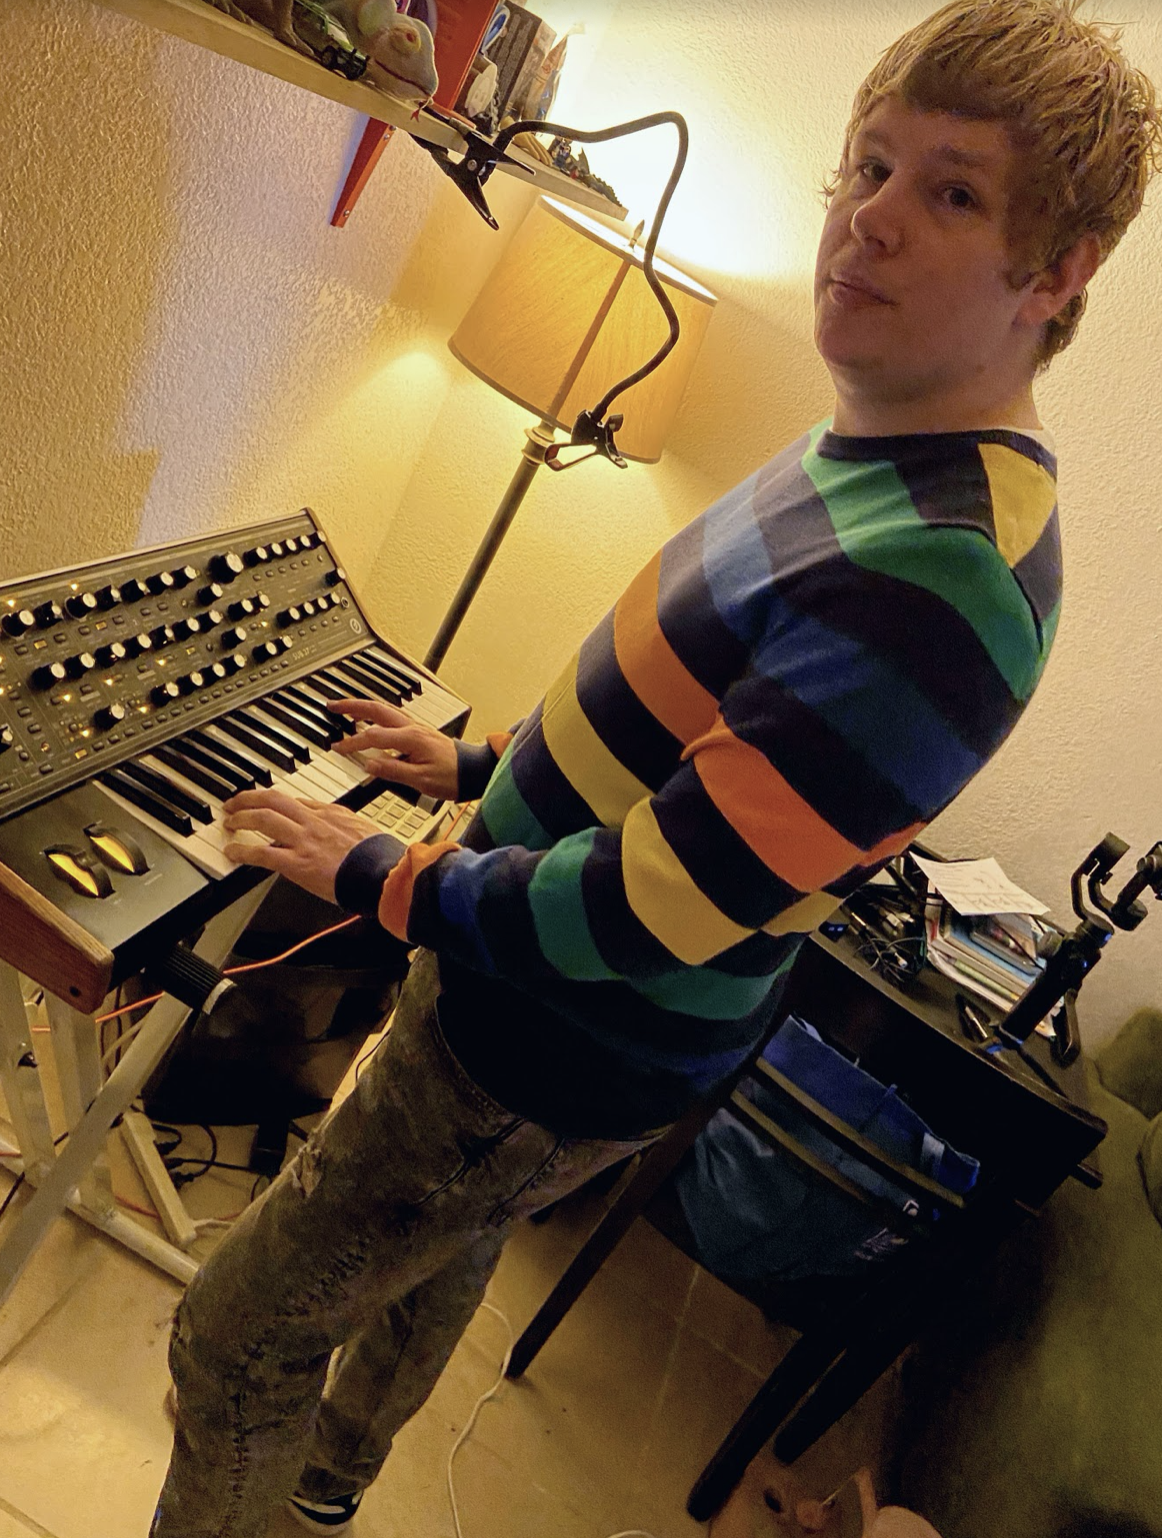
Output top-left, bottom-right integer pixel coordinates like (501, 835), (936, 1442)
(151, 3), (1159, 1533)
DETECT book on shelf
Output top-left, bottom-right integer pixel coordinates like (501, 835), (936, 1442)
(924, 898), (1049, 1016)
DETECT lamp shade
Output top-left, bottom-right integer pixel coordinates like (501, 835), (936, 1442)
(449, 197), (717, 463)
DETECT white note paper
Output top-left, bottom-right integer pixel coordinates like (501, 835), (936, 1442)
(912, 855), (1049, 916)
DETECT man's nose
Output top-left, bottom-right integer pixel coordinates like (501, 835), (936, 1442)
(849, 182), (906, 255)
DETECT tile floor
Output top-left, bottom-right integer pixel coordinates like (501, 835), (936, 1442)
(0, 1031), (897, 1538)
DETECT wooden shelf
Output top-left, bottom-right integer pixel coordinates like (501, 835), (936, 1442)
(100, 0), (627, 219)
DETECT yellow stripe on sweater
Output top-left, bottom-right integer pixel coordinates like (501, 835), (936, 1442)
(979, 443), (1056, 569)
(621, 799), (751, 964)
(541, 655), (652, 828)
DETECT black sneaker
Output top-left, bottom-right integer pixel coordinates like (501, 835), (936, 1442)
(286, 1489), (363, 1532)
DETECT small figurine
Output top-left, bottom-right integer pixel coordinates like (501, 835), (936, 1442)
(199, 0), (438, 103)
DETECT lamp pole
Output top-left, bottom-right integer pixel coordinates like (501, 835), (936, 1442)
(423, 418), (557, 672)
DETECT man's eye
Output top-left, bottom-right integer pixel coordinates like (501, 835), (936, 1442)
(944, 185), (977, 210)
(856, 160), (889, 185)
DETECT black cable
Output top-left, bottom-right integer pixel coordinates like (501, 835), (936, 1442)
(494, 110), (690, 423)
(0, 1172), (25, 1222)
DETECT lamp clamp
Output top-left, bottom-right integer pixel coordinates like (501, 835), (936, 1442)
(419, 127), (514, 229)
(545, 411), (628, 472)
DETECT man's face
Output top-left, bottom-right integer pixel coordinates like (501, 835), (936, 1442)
(814, 98), (1041, 429)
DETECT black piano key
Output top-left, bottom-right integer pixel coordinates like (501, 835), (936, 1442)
(217, 717), (299, 775)
(153, 743), (237, 801)
(195, 725), (278, 787)
(351, 649), (415, 700)
(279, 685), (351, 739)
(366, 644), (425, 694)
(182, 730), (265, 791)
(233, 708), (310, 764)
(101, 768), (194, 837)
(258, 696), (334, 750)
(316, 667), (373, 702)
(120, 761), (215, 825)
(289, 678), (360, 735)
(330, 659), (404, 706)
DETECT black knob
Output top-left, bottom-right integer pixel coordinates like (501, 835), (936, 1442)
(0, 724), (13, 752)
(284, 536), (300, 554)
(66, 591), (99, 620)
(301, 599), (317, 618)
(315, 595), (332, 613)
(65, 652), (97, 679)
(151, 681), (181, 706)
(243, 546), (268, 567)
(324, 568), (345, 588)
(94, 641), (128, 668)
(125, 632), (154, 659)
(224, 650), (248, 675)
(278, 635), (294, 653)
(227, 598), (257, 622)
(177, 670), (206, 695)
(208, 661), (229, 682)
(276, 606), (302, 628)
(172, 617), (202, 642)
(150, 624), (176, 649)
(31, 661), (68, 690)
(252, 640), (280, 662)
(299, 532), (317, 550)
(34, 600), (65, 629)
(202, 608), (224, 629)
(119, 578), (147, 604)
(95, 584), (122, 611)
(256, 592), (271, 610)
(198, 582), (225, 606)
(221, 626), (247, 649)
(147, 571), (175, 596)
(268, 541), (285, 560)
(94, 702), (127, 731)
(170, 565), (198, 588)
(210, 552), (245, 582)
(2, 608), (35, 638)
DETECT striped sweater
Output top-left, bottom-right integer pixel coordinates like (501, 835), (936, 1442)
(338, 422), (1062, 1136)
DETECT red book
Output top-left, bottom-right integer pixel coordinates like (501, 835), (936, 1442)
(425, 0), (499, 111)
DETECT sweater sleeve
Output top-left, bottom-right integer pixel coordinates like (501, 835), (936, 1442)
(454, 728), (521, 800)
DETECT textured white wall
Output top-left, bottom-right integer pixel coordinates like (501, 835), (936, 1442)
(1, 0), (1159, 1042)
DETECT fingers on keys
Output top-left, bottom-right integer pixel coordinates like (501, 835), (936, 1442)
(328, 697), (409, 730)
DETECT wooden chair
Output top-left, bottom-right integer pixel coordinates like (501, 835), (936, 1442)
(505, 930), (1106, 1522)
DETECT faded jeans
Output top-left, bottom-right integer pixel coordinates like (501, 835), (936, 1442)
(150, 949), (660, 1538)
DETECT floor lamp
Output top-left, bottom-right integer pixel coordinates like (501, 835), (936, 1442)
(423, 196), (717, 671)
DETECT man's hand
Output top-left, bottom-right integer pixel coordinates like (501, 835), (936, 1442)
(327, 698), (459, 801)
(222, 791), (381, 901)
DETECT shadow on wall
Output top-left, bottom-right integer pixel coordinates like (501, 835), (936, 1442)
(0, 6), (172, 577)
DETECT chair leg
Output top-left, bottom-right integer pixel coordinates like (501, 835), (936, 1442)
(685, 1315), (856, 1522)
(506, 1103), (711, 1380)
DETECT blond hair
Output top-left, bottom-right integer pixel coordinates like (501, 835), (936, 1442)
(835, 0), (1162, 364)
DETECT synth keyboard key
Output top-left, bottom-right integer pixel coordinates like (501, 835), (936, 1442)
(217, 717), (299, 775)
(362, 645), (421, 701)
(328, 659), (403, 706)
(153, 742), (237, 801)
(180, 730), (263, 791)
(366, 644), (424, 694)
(271, 689), (344, 743)
(232, 708), (310, 765)
(119, 760), (214, 825)
(100, 768), (194, 837)
(284, 682), (356, 735)
(196, 725), (277, 787)
(256, 695), (334, 750)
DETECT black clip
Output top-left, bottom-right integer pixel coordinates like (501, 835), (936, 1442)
(420, 128), (520, 230)
(546, 411), (628, 472)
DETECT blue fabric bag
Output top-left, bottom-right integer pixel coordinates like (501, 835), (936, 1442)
(672, 1015), (979, 1282)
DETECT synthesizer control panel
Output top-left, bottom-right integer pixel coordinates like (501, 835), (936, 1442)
(0, 511), (387, 822)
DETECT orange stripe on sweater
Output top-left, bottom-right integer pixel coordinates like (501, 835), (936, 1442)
(691, 716), (924, 888)
(486, 732), (514, 759)
(613, 552), (719, 746)
(377, 841), (458, 940)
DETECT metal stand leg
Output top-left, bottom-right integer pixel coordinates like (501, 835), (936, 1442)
(0, 884), (272, 1304)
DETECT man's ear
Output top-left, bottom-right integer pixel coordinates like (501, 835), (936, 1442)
(1018, 232), (1102, 326)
